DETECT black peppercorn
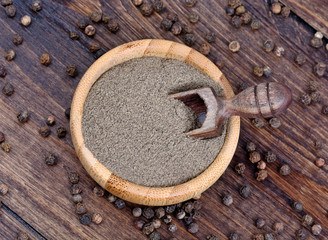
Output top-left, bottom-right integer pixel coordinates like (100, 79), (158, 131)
(312, 224), (322, 236)
(200, 42), (210, 55)
(140, 2), (153, 16)
(295, 228), (307, 240)
(70, 184), (82, 195)
(204, 32), (215, 43)
(89, 43), (100, 54)
(235, 162), (245, 175)
(57, 127), (67, 138)
(40, 53), (51, 66)
(184, 201), (194, 213)
(13, 34), (23, 45)
(45, 116), (55, 126)
(239, 185), (251, 198)
(132, 207), (142, 217)
(193, 201), (201, 210)
(5, 49), (15, 61)
(185, 0), (197, 7)
(102, 14), (111, 23)
(187, 223), (199, 234)
(252, 234), (264, 240)
(107, 193), (117, 203)
(1, 0), (12, 6)
(241, 12), (252, 24)
(226, 6), (235, 16)
(313, 62), (326, 77)
(143, 222), (154, 235)
(183, 215), (193, 225)
(1, 142), (10, 152)
(246, 142), (256, 152)
(293, 201), (303, 212)
(93, 186), (104, 197)
(39, 126), (51, 137)
(310, 37), (323, 48)
(192, 209), (201, 220)
(294, 53), (306, 65)
(45, 154), (57, 166)
(155, 207), (165, 218)
(135, 219), (145, 230)
(255, 170), (268, 181)
(256, 218), (266, 228)
(17, 110), (29, 123)
(183, 34), (195, 46)
(207, 234), (219, 240)
(281, 6), (290, 18)
(94, 49), (105, 59)
(258, 160), (266, 170)
(301, 214), (313, 226)
(273, 222), (284, 233)
(263, 39), (275, 52)
(21, 15), (32, 27)
(69, 31), (80, 40)
(322, 105), (328, 115)
(176, 210), (186, 219)
(77, 18), (88, 29)
(263, 66), (272, 77)
(0, 65), (6, 78)
(252, 118), (266, 128)
(163, 215), (172, 224)
(0, 132), (5, 143)
(235, 5), (245, 15)
(188, 11), (199, 23)
(253, 66), (264, 77)
(160, 18), (173, 31)
(31, 0), (42, 12)
(68, 172), (79, 184)
(72, 194), (83, 203)
(264, 151), (276, 163)
(90, 9), (102, 23)
(171, 22), (182, 35)
(143, 207), (155, 219)
(264, 233), (275, 240)
(114, 199), (125, 209)
(231, 16), (241, 28)
(151, 219), (161, 229)
(153, 0), (164, 12)
(149, 231), (161, 240)
(222, 194), (233, 206)
(229, 233), (239, 240)
(250, 18), (261, 30)
(167, 12), (178, 22)
(269, 117), (281, 128)
(132, 0), (143, 6)
(108, 20), (119, 33)
(308, 80), (318, 92)
(5, 5), (16, 17)
(228, 0), (240, 8)
(79, 213), (92, 225)
(249, 151), (261, 163)
(279, 164), (290, 175)
(75, 203), (88, 215)
(66, 64), (78, 77)
(85, 25), (96, 36)
(165, 205), (176, 214)
(310, 92), (320, 103)
(0, 183), (9, 195)
(65, 107), (71, 119)
(168, 223), (177, 233)
(229, 41), (240, 53)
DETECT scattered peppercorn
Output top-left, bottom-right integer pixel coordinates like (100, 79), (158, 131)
(229, 41), (240, 53)
(31, 0), (42, 12)
(226, 6), (235, 16)
(69, 31), (80, 40)
(312, 224), (322, 236)
(294, 53), (306, 65)
(253, 66), (264, 77)
(231, 16), (241, 28)
(273, 222), (284, 233)
(114, 199), (125, 209)
(310, 92), (320, 103)
(107, 193), (117, 203)
(256, 170), (268, 181)
(77, 18), (88, 29)
(66, 64), (78, 77)
(13, 34), (23, 45)
(79, 213), (92, 225)
(132, 207), (142, 217)
(90, 9), (102, 23)
(94, 49), (105, 59)
(5, 5), (16, 17)
(215, 60), (224, 69)
(45, 153), (57, 166)
(91, 213), (103, 224)
(246, 142), (256, 152)
(255, 218), (266, 228)
(165, 205), (176, 214)
(168, 223), (177, 233)
(315, 158), (325, 167)
(183, 34), (195, 46)
(264, 151), (276, 163)
(132, 0), (143, 6)
(250, 19), (261, 30)
(143, 222), (155, 235)
(46, 116), (55, 126)
(308, 80), (318, 92)
(17, 110), (29, 123)
(263, 66), (272, 77)
(322, 105), (328, 115)
(143, 207), (155, 219)
(0, 183), (8, 195)
(5, 49), (16, 61)
(241, 12), (252, 24)
(149, 231), (161, 240)
(21, 15), (31, 26)
(281, 6), (290, 18)
(151, 219), (161, 229)
(300, 93), (311, 105)
(200, 42), (210, 55)
(228, 0), (240, 8)
(39, 126), (51, 137)
(153, 207), (165, 219)
(0, 65), (6, 78)
(108, 20), (119, 33)
(93, 186), (104, 197)
(274, 46), (285, 57)
(188, 223), (199, 234)
(310, 37), (323, 48)
(188, 11), (199, 23)
(184, 201), (194, 213)
(57, 127), (67, 138)
(269, 117), (281, 128)
(271, 2), (281, 14)
(279, 164), (290, 175)
(176, 210), (186, 219)
(1, 142), (10, 152)
(252, 118), (266, 128)
(293, 201), (303, 212)
(85, 25), (96, 36)
(185, 0), (197, 7)
(88, 43), (100, 53)
(249, 151), (261, 163)
(257, 161), (266, 170)
(240, 185), (251, 198)
(140, 2), (153, 16)
(70, 184), (82, 195)
(101, 14), (111, 23)
(72, 194), (83, 203)
(153, 0), (164, 12)
(68, 171), (79, 184)
(0, 81), (12, 95)
(160, 18), (173, 31)
(203, 32), (215, 43)
(163, 215), (172, 224)
(263, 40), (275, 52)
(222, 194), (233, 206)
(235, 162), (245, 175)
(301, 214), (313, 226)
(16, 231), (29, 240)
(40, 53), (51, 66)
(75, 203), (88, 215)
(235, 5), (245, 15)
(167, 12), (178, 22)
(313, 62), (326, 77)
(1, 0), (12, 6)
(171, 22), (182, 35)
(0, 132), (4, 143)
(135, 219), (145, 230)
(183, 215), (193, 225)
(229, 232), (239, 240)
(207, 234), (219, 240)
(264, 233), (275, 240)
(252, 234), (264, 240)
(295, 228), (307, 240)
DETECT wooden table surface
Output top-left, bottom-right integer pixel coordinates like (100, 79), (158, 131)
(0, 0), (327, 239)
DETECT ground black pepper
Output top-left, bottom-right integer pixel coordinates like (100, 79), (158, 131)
(5, 49), (15, 61)
(5, 5), (16, 17)
(108, 20), (119, 33)
(235, 162), (245, 175)
(240, 185), (251, 198)
(45, 154), (57, 166)
(66, 64), (78, 77)
(13, 34), (23, 45)
(140, 2), (153, 16)
(39, 126), (51, 137)
(79, 213), (92, 225)
(40, 54), (51, 66)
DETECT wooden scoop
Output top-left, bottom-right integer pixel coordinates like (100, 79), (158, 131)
(170, 82), (292, 139)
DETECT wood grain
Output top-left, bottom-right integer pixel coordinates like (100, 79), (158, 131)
(0, 0), (327, 239)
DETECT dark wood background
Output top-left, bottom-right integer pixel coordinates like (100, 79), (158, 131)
(0, 0), (327, 239)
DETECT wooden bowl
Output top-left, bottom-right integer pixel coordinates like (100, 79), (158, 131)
(70, 39), (240, 206)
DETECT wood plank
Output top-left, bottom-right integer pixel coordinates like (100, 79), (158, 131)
(0, 0), (327, 239)
(281, 0), (328, 38)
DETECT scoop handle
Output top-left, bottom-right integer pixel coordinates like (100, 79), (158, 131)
(222, 82), (292, 118)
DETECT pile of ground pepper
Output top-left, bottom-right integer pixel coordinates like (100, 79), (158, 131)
(82, 56), (226, 187)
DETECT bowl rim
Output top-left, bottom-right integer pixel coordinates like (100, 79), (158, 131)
(70, 39), (240, 206)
